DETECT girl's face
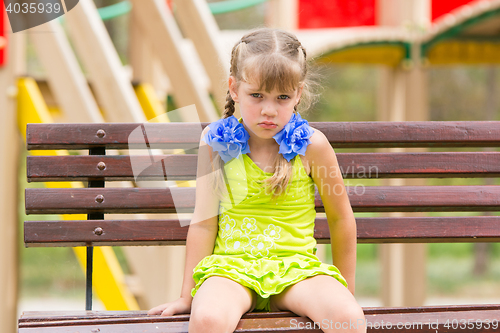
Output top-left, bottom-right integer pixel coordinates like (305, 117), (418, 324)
(229, 76), (303, 142)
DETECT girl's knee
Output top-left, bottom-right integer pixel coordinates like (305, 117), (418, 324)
(189, 307), (239, 333)
(189, 309), (221, 331)
(326, 303), (366, 332)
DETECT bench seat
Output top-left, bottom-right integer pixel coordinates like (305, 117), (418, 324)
(19, 306), (500, 332)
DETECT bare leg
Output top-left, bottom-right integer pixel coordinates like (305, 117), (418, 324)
(189, 276), (256, 333)
(270, 275), (366, 333)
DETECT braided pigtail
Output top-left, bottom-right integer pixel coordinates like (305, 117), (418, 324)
(211, 91), (236, 202)
(223, 90), (235, 119)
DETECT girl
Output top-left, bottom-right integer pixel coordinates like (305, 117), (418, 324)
(149, 28), (366, 333)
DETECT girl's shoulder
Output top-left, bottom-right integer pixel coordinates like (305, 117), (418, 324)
(307, 126), (330, 149)
(299, 126), (326, 176)
(302, 127), (333, 176)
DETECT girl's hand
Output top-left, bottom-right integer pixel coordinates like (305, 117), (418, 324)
(147, 297), (192, 316)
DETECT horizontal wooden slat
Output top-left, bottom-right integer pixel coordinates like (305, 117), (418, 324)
(18, 306), (500, 332)
(26, 123), (208, 150)
(26, 152), (500, 182)
(25, 188), (189, 214)
(24, 216), (500, 247)
(345, 186), (500, 212)
(27, 154), (198, 182)
(26, 121), (500, 150)
(25, 186), (500, 215)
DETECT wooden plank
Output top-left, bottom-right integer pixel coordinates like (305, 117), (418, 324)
(63, 0), (145, 123)
(26, 122), (207, 150)
(24, 216), (500, 247)
(25, 186), (500, 215)
(266, 0), (299, 29)
(129, 0), (219, 123)
(129, 10), (170, 98)
(0, 25), (22, 333)
(19, 304), (500, 322)
(18, 307), (500, 332)
(27, 20), (103, 123)
(25, 188), (189, 214)
(173, 0), (230, 113)
(26, 152), (500, 182)
(27, 155), (198, 182)
(26, 121), (500, 150)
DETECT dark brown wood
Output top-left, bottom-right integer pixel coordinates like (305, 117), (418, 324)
(25, 186), (500, 215)
(18, 310), (297, 323)
(26, 152), (500, 182)
(26, 121), (500, 150)
(27, 154), (198, 182)
(20, 304), (500, 322)
(18, 307), (500, 332)
(26, 122), (209, 150)
(314, 121), (500, 148)
(335, 151), (500, 178)
(342, 186), (500, 212)
(25, 188), (191, 214)
(24, 216), (500, 247)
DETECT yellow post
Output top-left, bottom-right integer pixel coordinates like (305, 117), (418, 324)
(0, 28), (22, 333)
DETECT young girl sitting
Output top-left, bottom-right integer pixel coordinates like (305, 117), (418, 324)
(149, 27), (366, 333)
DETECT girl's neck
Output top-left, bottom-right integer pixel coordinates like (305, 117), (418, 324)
(248, 135), (277, 151)
(241, 120), (278, 153)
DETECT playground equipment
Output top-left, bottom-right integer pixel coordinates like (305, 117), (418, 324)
(0, 0), (499, 332)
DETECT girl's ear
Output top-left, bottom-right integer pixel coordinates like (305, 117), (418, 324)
(295, 84), (304, 105)
(228, 76), (239, 103)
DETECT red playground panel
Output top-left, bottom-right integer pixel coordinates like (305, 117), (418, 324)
(431, 0), (481, 21)
(298, 0), (493, 29)
(0, 2), (6, 66)
(298, 0), (376, 29)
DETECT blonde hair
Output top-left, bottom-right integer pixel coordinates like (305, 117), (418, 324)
(211, 28), (317, 201)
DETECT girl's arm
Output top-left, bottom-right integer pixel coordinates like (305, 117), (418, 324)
(306, 129), (357, 295)
(179, 126), (220, 298)
(149, 127), (220, 315)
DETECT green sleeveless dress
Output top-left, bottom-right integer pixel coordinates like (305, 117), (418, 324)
(191, 148), (348, 311)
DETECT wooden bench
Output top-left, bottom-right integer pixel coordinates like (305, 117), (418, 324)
(20, 121), (500, 332)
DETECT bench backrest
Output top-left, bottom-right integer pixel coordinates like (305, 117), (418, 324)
(25, 121), (500, 247)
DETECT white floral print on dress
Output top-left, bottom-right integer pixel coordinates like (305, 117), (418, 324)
(219, 214), (236, 239)
(263, 224), (281, 241)
(224, 230), (250, 254)
(249, 235), (274, 257)
(241, 217), (257, 235)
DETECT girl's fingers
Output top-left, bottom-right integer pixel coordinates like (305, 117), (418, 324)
(149, 298), (192, 316)
(161, 306), (175, 316)
(147, 303), (170, 316)
(161, 301), (190, 317)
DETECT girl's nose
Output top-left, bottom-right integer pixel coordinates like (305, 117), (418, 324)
(261, 101), (278, 116)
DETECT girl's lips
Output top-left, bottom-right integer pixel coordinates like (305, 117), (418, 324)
(258, 123), (277, 129)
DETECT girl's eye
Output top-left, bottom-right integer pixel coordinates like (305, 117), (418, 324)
(250, 93), (261, 98)
(278, 95), (290, 100)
